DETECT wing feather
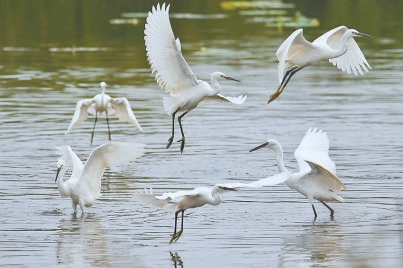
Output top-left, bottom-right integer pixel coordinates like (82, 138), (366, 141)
(144, 3), (198, 95)
(79, 142), (145, 196)
(294, 128), (336, 174)
(110, 97), (143, 131)
(65, 99), (93, 133)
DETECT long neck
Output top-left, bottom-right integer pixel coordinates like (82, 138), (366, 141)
(332, 31), (352, 58)
(210, 76), (221, 91)
(56, 176), (73, 198)
(273, 145), (287, 173)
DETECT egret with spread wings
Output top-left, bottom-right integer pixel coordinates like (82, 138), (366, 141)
(241, 128), (346, 220)
(133, 185), (236, 243)
(268, 26), (371, 103)
(145, 3), (246, 153)
(55, 142), (145, 214)
(66, 82), (143, 144)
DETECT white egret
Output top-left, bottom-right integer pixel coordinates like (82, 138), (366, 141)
(243, 128), (346, 219)
(145, 3), (246, 153)
(133, 185), (236, 243)
(55, 142), (145, 214)
(268, 26), (371, 103)
(65, 82), (143, 144)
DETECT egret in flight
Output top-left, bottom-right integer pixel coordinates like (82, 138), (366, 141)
(55, 142), (145, 214)
(246, 128), (346, 220)
(133, 185), (236, 243)
(145, 3), (246, 153)
(268, 26), (371, 103)
(65, 82), (143, 144)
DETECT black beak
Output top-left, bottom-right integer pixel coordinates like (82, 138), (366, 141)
(223, 75), (240, 83)
(249, 141), (269, 152)
(356, 31), (371, 38)
(55, 167), (61, 182)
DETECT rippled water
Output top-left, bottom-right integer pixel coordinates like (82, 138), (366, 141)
(1, 2), (402, 267)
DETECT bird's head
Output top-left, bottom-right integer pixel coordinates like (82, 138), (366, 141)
(55, 159), (65, 182)
(249, 139), (282, 153)
(351, 29), (371, 38)
(211, 72), (240, 83)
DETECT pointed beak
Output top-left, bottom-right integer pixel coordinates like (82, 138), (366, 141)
(55, 167), (62, 182)
(223, 75), (240, 83)
(356, 31), (371, 38)
(249, 141), (269, 152)
(218, 186), (237, 191)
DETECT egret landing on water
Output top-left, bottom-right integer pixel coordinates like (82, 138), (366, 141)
(133, 185), (236, 243)
(268, 26), (371, 103)
(65, 82), (143, 144)
(55, 142), (145, 215)
(225, 128), (346, 220)
(145, 3), (246, 153)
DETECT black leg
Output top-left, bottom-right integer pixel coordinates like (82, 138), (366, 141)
(180, 210), (184, 233)
(177, 111), (188, 154)
(173, 210), (179, 235)
(268, 66), (303, 103)
(91, 113), (98, 144)
(105, 113), (111, 141)
(312, 204), (318, 221)
(167, 110), (179, 149)
(320, 200), (335, 218)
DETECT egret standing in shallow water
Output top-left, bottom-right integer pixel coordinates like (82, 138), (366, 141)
(55, 142), (145, 215)
(268, 26), (371, 103)
(65, 82), (143, 144)
(245, 128), (346, 220)
(133, 185), (236, 243)
(145, 3), (246, 153)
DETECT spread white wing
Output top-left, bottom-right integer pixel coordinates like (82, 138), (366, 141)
(65, 98), (94, 133)
(294, 128), (336, 174)
(78, 142), (145, 197)
(145, 3), (198, 96)
(110, 97), (143, 131)
(56, 145), (84, 180)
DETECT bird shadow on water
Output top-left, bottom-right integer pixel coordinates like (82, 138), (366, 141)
(279, 220), (343, 266)
(170, 251), (184, 268)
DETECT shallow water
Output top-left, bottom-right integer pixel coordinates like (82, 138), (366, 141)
(0, 1), (402, 267)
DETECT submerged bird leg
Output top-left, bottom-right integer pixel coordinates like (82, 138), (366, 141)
(267, 66), (302, 103)
(170, 210), (183, 244)
(91, 113), (98, 144)
(105, 113), (111, 141)
(177, 111), (188, 154)
(167, 110), (179, 149)
(312, 204), (318, 220)
(320, 200), (335, 218)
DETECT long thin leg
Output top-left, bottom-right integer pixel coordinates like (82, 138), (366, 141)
(177, 111), (188, 154)
(320, 200), (335, 218)
(311, 204), (318, 221)
(267, 66), (303, 103)
(173, 210), (184, 243)
(91, 113), (98, 144)
(170, 210), (183, 244)
(105, 113), (111, 141)
(167, 110), (179, 149)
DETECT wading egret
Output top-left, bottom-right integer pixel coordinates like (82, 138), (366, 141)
(55, 142), (145, 214)
(65, 82), (143, 144)
(145, 3), (246, 153)
(133, 185), (236, 243)
(268, 26), (371, 103)
(246, 128), (346, 220)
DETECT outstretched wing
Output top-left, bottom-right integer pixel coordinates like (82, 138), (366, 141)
(56, 145), (84, 180)
(214, 94), (247, 104)
(110, 97), (143, 131)
(133, 190), (172, 208)
(218, 172), (290, 189)
(65, 98), (93, 134)
(315, 26), (371, 75)
(294, 128), (336, 174)
(79, 142), (145, 196)
(145, 3), (198, 96)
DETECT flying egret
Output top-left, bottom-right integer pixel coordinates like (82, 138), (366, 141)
(65, 82), (143, 144)
(268, 26), (371, 103)
(133, 185), (236, 243)
(145, 3), (246, 153)
(55, 142), (145, 214)
(245, 128), (346, 220)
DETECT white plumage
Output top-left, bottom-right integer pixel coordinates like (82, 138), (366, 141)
(222, 128), (346, 219)
(268, 26), (371, 103)
(133, 185), (236, 243)
(55, 142), (145, 214)
(145, 3), (246, 153)
(65, 82), (143, 144)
